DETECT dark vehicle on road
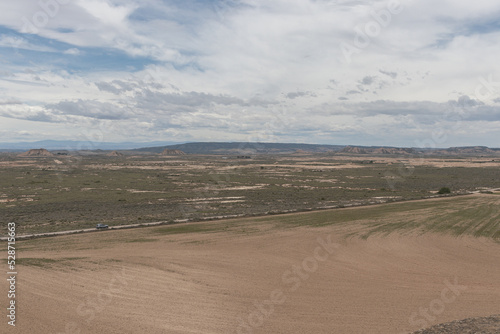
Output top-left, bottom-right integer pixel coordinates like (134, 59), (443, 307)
(96, 224), (109, 230)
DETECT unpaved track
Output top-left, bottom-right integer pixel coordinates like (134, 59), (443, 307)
(3, 213), (499, 334)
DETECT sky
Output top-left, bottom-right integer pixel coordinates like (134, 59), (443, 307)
(0, 0), (500, 147)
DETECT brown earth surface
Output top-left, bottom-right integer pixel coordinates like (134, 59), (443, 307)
(2, 195), (500, 334)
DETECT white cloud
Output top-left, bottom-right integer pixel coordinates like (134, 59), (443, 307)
(0, 34), (55, 52)
(63, 47), (80, 55)
(1, 0), (500, 146)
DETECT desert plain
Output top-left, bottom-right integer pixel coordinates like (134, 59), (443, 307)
(1, 151), (499, 333)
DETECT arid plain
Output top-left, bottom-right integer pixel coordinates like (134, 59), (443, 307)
(1, 152), (499, 333)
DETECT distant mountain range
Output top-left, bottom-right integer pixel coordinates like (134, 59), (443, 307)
(339, 145), (500, 155)
(134, 143), (500, 155)
(2, 141), (499, 156)
(135, 142), (345, 154)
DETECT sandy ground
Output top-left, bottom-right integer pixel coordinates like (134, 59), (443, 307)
(2, 210), (499, 334)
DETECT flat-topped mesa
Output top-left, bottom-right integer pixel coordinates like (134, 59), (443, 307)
(18, 148), (54, 157)
(161, 149), (186, 155)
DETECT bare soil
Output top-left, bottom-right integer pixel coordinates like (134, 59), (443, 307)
(3, 195), (499, 333)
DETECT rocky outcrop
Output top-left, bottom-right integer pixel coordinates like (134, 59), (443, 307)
(161, 149), (186, 155)
(107, 151), (124, 157)
(341, 146), (367, 154)
(18, 148), (54, 157)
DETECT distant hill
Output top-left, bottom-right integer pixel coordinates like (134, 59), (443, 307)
(4, 141), (499, 156)
(107, 151), (124, 157)
(341, 146), (367, 154)
(135, 142), (346, 155)
(341, 146), (417, 155)
(18, 148), (54, 157)
(161, 149), (186, 155)
(440, 146), (497, 154)
(341, 145), (500, 156)
(134, 143), (500, 156)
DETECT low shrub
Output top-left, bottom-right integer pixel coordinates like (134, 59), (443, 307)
(438, 187), (451, 194)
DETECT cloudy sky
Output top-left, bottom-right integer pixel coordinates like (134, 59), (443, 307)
(0, 0), (499, 147)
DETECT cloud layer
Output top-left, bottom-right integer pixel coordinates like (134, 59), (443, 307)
(0, 0), (500, 146)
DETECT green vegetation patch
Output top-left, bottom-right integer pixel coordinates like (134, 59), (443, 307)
(247, 195), (500, 241)
(356, 196), (500, 240)
(254, 199), (447, 228)
(125, 238), (158, 243)
(15, 257), (88, 267)
(438, 187), (451, 194)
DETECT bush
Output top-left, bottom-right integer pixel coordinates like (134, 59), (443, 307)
(438, 187), (451, 194)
